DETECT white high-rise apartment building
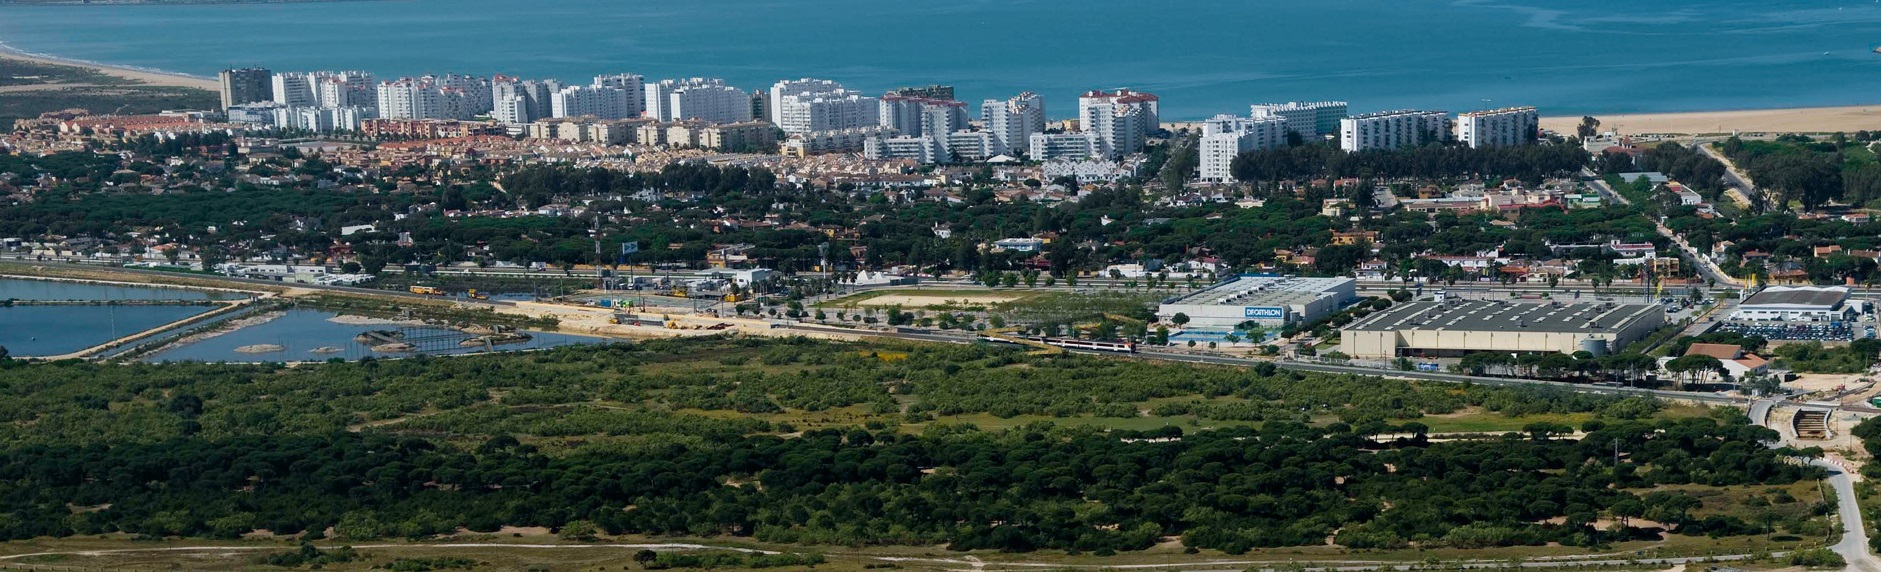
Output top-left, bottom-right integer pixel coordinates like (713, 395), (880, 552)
(670, 84), (754, 124)
(982, 92), (1045, 157)
(878, 96), (966, 138)
(489, 76), (553, 124)
(768, 78), (845, 123)
(1339, 110), (1449, 152)
(313, 72), (375, 108)
(776, 89), (879, 135)
(646, 78), (749, 123)
(1198, 114), (1289, 182)
(593, 74), (646, 118)
(551, 85), (636, 120)
(1250, 101), (1348, 138)
(492, 76), (560, 124)
(274, 71), (375, 109)
(1455, 106), (1539, 148)
(1078, 89), (1159, 159)
(271, 72), (320, 107)
(375, 74), (494, 120)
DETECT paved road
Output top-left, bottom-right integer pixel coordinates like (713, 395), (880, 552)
(1698, 143), (1764, 211)
(841, 326), (1747, 405)
(1819, 458), (1881, 571)
(1750, 398), (1879, 571)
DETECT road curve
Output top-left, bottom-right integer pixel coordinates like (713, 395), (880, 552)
(1819, 459), (1881, 571)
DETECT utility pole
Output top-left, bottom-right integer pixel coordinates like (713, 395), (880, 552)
(591, 215), (604, 292)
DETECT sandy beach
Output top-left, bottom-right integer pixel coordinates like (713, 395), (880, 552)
(0, 45), (216, 91)
(1542, 105), (1881, 137)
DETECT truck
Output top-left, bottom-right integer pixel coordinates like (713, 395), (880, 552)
(467, 288), (489, 300)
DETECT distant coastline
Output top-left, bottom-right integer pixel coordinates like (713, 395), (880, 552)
(0, 40), (215, 90)
(3, 29), (1879, 135)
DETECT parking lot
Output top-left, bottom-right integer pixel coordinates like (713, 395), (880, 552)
(1718, 320), (1858, 342)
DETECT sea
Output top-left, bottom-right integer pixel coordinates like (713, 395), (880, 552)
(0, 0), (1877, 118)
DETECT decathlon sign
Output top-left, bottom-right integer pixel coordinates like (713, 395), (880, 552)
(1243, 306), (1285, 320)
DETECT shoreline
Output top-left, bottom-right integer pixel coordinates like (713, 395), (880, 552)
(1540, 105), (1881, 137)
(3, 38), (1878, 135)
(0, 41), (216, 91)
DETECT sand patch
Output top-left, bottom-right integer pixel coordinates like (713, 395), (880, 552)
(854, 293), (1021, 307)
(1542, 105), (1881, 136)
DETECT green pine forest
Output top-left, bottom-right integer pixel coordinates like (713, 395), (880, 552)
(0, 337), (1831, 555)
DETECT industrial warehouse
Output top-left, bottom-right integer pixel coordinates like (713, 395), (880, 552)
(1157, 275), (1356, 329)
(1341, 299), (1665, 359)
(1731, 286), (1856, 321)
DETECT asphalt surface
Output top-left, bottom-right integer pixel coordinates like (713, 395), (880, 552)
(1750, 398), (1879, 570)
(1822, 458), (1881, 571)
(844, 326), (1748, 404)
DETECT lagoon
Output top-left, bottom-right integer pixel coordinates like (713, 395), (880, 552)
(141, 309), (607, 363)
(0, 304), (216, 356)
(1, 0), (1878, 118)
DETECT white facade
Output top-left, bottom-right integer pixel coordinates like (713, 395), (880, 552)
(374, 75), (493, 120)
(783, 126), (893, 155)
(491, 77), (560, 124)
(1339, 110), (1449, 152)
(1078, 89), (1159, 159)
(767, 78), (845, 123)
(1455, 106), (1539, 148)
(982, 92), (1045, 157)
(1159, 275), (1357, 328)
(272, 105), (375, 133)
(647, 79), (750, 124)
(865, 135), (946, 164)
(592, 74), (646, 117)
(776, 89), (879, 135)
(271, 72), (319, 107)
(1042, 158), (1142, 184)
(1199, 114), (1288, 182)
(1029, 132), (1100, 161)
(493, 95), (531, 125)
(1250, 101), (1348, 138)
(551, 84), (637, 120)
(311, 72), (375, 108)
(944, 130), (996, 162)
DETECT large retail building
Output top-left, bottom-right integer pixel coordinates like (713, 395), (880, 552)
(1342, 299), (1664, 358)
(1157, 275), (1356, 329)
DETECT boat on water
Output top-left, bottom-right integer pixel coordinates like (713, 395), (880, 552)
(1874, 46), (1881, 54)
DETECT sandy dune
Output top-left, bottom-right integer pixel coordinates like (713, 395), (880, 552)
(1543, 105), (1881, 136)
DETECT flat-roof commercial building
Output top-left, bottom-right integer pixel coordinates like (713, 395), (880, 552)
(1158, 276), (1357, 329)
(1733, 286), (1851, 321)
(1343, 300), (1664, 358)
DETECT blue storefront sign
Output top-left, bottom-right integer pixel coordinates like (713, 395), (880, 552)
(1242, 306), (1285, 320)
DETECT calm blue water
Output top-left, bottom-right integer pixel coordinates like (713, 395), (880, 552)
(1, 0), (1878, 118)
(0, 305), (216, 356)
(142, 309), (606, 362)
(0, 278), (241, 301)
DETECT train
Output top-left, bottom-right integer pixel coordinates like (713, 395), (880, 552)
(978, 334), (1137, 353)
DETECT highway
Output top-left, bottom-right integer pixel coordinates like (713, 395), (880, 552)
(841, 326), (1749, 405)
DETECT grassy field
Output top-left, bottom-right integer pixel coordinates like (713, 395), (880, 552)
(0, 524), (1826, 572)
(0, 57), (215, 122)
(818, 288), (1039, 309)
